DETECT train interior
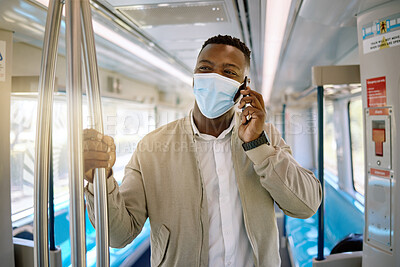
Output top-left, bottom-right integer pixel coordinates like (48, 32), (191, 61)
(1, 0), (400, 266)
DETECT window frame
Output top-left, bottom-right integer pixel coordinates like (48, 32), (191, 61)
(347, 97), (365, 197)
(323, 100), (339, 178)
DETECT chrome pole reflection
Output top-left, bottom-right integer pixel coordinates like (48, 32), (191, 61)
(33, 0), (63, 266)
(66, 0), (86, 265)
(81, 0), (110, 265)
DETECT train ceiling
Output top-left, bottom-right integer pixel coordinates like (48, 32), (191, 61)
(0, 0), (395, 104)
(94, 0), (265, 95)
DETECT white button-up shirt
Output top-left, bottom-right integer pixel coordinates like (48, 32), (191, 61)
(191, 113), (254, 267)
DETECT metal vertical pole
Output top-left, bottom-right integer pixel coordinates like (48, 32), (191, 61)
(49, 134), (56, 251)
(282, 103), (287, 237)
(66, 0), (86, 265)
(33, 0), (63, 266)
(282, 104), (286, 140)
(81, 0), (110, 265)
(316, 85), (325, 261)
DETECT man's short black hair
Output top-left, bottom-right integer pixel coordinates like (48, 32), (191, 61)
(200, 35), (251, 66)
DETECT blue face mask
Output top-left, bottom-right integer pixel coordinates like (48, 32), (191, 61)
(193, 73), (241, 119)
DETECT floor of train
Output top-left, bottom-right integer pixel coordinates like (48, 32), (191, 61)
(131, 207), (291, 267)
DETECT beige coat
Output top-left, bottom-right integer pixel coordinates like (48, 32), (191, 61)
(85, 113), (322, 267)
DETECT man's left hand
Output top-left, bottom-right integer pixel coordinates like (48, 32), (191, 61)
(238, 86), (266, 143)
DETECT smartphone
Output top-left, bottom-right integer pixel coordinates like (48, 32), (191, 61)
(239, 76), (248, 92)
(240, 76), (251, 124)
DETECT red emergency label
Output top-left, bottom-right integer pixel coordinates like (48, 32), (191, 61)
(370, 168), (391, 178)
(366, 76), (387, 107)
(370, 108), (389, 116)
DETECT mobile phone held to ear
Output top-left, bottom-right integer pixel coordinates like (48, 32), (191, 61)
(239, 76), (248, 92)
(240, 76), (251, 124)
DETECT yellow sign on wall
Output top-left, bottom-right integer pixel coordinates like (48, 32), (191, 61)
(380, 21), (387, 33)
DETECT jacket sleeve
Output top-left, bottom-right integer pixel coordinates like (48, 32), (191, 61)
(84, 151), (148, 248)
(244, 123), (322, 219)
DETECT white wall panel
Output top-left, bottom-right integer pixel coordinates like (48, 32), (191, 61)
(0, 28), (15, 267)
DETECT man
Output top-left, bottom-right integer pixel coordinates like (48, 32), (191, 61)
(83, 35), (322, 267)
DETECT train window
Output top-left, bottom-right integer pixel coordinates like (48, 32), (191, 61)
(10, 96), (38, 222)
(156, 106), (185, 128)
(10, 94), (157, 223)
(324, 102), (338, 177)
(10, 95), (70, 223)
(349, 98), (365, 195)
(101, 98), (156, 183)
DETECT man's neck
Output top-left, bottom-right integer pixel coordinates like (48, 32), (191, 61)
(192, 103), (234, 138)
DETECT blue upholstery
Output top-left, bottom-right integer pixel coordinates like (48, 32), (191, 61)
(285, 172), (364, 267)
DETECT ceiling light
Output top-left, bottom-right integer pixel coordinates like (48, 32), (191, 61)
(33, 0), (49, 8)
(262, 0), (291, 103)
(31, 0), (192, 86)
(92, 21), (192, 85)
(133, 5), (145, 10)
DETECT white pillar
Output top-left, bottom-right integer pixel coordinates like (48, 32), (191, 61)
(357, 1), (400, 266)
(0, 28), (15, 266)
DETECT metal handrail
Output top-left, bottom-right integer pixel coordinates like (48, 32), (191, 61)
(33, 0), (63, 265)
(82, 0), (110, 265)
(282, 103), (287, 238)
(65, 0), (86, 265)
(34, 0), (112, 265)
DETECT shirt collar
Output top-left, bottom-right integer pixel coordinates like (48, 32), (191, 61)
(190, 110), (235, 141)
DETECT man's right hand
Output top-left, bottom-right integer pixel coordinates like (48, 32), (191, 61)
(83, 128), (116, 183)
